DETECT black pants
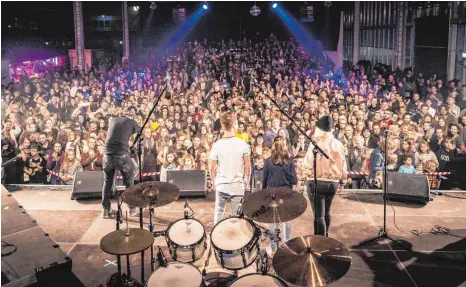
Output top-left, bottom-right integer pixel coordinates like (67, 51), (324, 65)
(307, 181), (338, 236)
(102, 154), (135, 209)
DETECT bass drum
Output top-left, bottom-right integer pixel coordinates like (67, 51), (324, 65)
(230, 273), (289, 287)
(165, 218), (207, 262)
(147, 262), (205, 287)
(210, 217), (260, 270)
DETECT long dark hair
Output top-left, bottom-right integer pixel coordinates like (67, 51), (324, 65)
(271, 136), (290, 165)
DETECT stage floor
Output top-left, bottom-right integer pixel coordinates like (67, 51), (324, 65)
(5, 186), (466, 287)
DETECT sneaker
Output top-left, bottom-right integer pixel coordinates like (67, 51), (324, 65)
(129, 207), (140, 217)
(103, 208), (115, 219)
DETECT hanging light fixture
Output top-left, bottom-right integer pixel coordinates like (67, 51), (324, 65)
(324, 1), (332, 8)
(250, 2), (261, 16)
(150, 2), (157, 10)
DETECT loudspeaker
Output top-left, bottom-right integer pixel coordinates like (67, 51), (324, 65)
(71, 171), (110, 200)
(1, 186), (74, 287)
(386, 172), (430, 205)
(167, 170), (206, 197)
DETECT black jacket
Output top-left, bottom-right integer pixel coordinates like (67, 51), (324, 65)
(262, 158), (297, 189)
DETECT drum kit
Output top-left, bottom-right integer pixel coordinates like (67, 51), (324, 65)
(100, 182), (352, 287)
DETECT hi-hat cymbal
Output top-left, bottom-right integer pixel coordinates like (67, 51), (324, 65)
(272, 235), (351, 287)
(122, 181), (180, 208)
(100, 228), (154, 256)
(242, 187), (307, 223)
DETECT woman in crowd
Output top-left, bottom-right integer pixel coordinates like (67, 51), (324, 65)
(59, 148), (83, 185)
(415, 141), (439, 173)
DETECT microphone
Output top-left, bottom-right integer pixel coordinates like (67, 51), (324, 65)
(157, 247), (167, 267)
(184, 198), (191, 219)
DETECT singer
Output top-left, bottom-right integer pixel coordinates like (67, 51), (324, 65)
(101, 107), (140, 219)
(209, 111), (251, 225)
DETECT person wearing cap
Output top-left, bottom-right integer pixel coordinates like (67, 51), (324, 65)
(304, 114), (348, 237)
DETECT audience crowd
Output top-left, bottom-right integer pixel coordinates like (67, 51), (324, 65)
(2, 34), (466, 190)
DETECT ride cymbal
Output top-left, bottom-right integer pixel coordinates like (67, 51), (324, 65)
(242, 187), (307, 223)
(100, 228), (154, 255)
(122, 181), (180, 208)
(272, 235), (351, 287)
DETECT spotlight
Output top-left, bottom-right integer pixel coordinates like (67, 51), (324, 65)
(119, 41), (123, 44)
(324, 1), (332, 8)
(250, 4), (261, 16)
(202, 3), (208, 10)
(45, 42), (49, 45)
(150, 2), (157, 10)
(272, 2), (278, 9)
(133, 6), (139, 11)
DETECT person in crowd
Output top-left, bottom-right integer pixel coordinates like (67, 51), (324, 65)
(262, 136), (297, 252)
(58, 148), (83, 184)
(415, 141), (439, 173)
(304, 115), (347, 237)
(160, 150), (179, 182)
(398, 154), (416, 174)
(46, 142), (64, 184)
(436, 138), (456, 171)
(209, 111), (251, 225)
(24, 143), (47, 184)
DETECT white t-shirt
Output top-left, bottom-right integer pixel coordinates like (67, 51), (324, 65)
(210, 136), (250, 187)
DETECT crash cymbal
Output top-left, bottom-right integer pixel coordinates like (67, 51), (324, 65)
(242, 187), (307, 223)
(272, 235), (351, 287)
(100, 228), (154, 256)
(122, 181), (180, 208)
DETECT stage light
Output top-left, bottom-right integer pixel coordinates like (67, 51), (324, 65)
(101, 15), (105, 18)
(272, 2), (278, 9)
(45, 42), (49, 45)
(133, 6), (139, 11)
(150, 2), (157, 10)
(250, 4), (261, 16)
(324, 1), (332, 8)
(202, 3), (208, 10)
(119, 41), (123, 44)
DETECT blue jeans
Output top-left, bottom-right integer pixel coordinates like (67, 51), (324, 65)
(307, 181), (338, 236)
(214, 182), (244, 225)
(102, 154), (135, 210)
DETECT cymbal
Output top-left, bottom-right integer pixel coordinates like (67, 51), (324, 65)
(100, 228), (154, 255)
(272, 235), (351, 287)
(242, 187), (307, 223)
(122, 181), (180, 208)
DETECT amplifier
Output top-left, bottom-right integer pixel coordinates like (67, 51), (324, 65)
(71, 171), (112, 200)
(167, 170), (206, 197)
(386, 172), (430, 205)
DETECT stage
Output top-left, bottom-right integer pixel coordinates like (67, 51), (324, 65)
(3, 185), (466, 287)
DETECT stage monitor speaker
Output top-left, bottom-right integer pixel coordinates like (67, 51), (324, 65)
(71, 171), (110, 200)
(167, 170), (206, 197)
(1, 186), (74, 287)
(386, 172), (430, 205)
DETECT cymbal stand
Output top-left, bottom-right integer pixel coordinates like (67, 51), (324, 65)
(131, 81), (167, 285)
(115, 197), (123, 285)
(148, 207), (155, 273)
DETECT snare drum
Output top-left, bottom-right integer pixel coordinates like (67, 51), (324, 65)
(165, 218), (207, 262)
(147, 262), (205, 287)
(230, 273), (289, 287)
(210, 217), (260, 270)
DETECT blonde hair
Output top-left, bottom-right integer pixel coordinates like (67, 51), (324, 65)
(271, 136), (290, 165)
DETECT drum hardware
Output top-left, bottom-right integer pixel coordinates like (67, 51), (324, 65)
(148, 207), (156, 272)
(100, 212), (154, 287)
(184, 198), (194, 219)
(165, 217), (207, 263)
(122, 181), (180, 209)
(272, 235), (352, 287)
(156, 247), (168, 267)
(153, 230), (166, 237)
(201, 242), (212, 277)
(260, 250), (270, 275)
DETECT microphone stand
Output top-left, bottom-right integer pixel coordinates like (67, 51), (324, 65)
(357, 130), (396, 247)
(130, 82), (167, 285)
(251, 76), (329, 237)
